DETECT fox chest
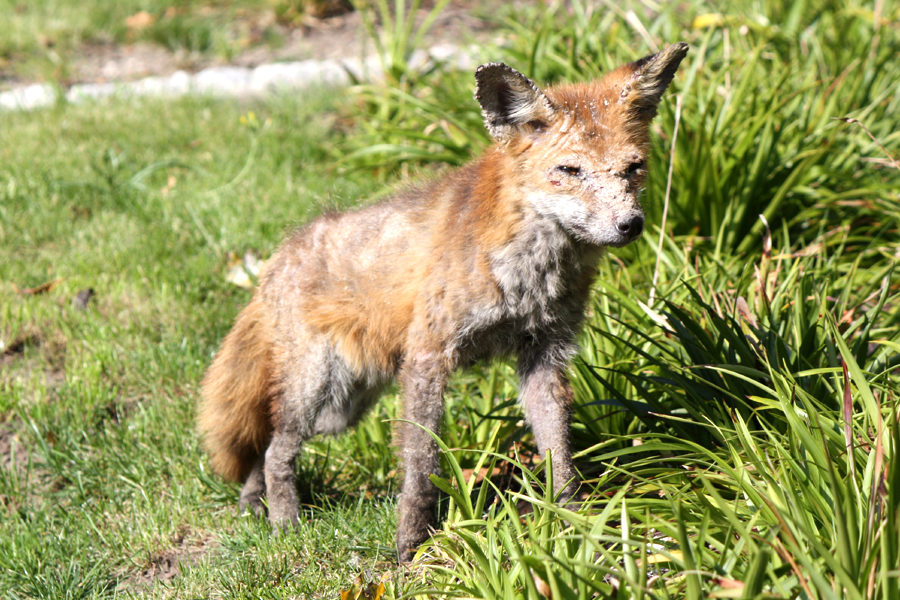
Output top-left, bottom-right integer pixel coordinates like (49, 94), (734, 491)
(450, 224), (598, 364)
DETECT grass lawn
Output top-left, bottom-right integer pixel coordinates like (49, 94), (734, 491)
(0, 90), (411, 597)
(2, 0), (900, 598)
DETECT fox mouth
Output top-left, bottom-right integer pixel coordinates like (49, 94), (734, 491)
(607, 231), (643, 247)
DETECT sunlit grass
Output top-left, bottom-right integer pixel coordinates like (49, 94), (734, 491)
(1, 0), (898, 598)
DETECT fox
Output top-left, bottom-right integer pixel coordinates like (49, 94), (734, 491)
(199, 42), (689, 561)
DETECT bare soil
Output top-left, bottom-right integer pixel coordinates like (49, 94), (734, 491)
(120, 528), (217, 592)
(0, 419), (27, 477)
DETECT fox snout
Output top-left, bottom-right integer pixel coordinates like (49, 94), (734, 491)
(615, 210), (644, 242)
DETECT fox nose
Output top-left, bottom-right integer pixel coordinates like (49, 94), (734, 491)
(615, 213), (644, 238)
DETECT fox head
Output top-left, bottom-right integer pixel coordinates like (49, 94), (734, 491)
(475, 43), (688, 248)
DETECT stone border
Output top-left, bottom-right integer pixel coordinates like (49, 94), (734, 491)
(0, 43), (473, 111)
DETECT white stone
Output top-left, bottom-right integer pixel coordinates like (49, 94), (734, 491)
(0, 45), (478, 112)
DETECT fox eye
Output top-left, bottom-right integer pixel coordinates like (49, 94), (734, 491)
(555, 165), (582, 176)
(625, 160), (645, 176)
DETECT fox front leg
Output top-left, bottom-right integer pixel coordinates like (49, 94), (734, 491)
(518, 349), (578, 500)
(395, 350), (448, 562)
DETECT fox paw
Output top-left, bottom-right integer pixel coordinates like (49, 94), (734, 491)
(238, 493), (266, 517)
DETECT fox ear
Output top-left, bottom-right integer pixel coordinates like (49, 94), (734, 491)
(474, 63), (555, 142)
(620, 42), (689, 120)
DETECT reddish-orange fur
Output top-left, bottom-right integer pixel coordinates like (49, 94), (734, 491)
(199, 296), (278, 481)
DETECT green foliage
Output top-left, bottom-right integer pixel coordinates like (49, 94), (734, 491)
(0, 91), (393, 599)
(338, 0), (484, 175)
(340, 0), (900, 254)
(410, 234), (899, 598)
(1, 0), (899, 598)
(331, 0), (900, 597)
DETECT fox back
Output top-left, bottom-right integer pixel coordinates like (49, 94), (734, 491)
(199, 43), (689, 561)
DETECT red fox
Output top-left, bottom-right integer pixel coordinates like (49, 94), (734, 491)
(199, 43), (688, 561)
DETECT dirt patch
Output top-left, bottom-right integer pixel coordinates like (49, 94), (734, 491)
(0, 328), (67, 395)
(0, 424), (22, 514)
(0, 417), (50, 517)
(70, 41), (184, 85)
(0, 419), (27, 474)
(0, 332), (40, 366)
(53, 2), (494, 90)
(120, 528), (217, 592)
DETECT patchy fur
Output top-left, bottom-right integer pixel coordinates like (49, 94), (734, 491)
(198, 43), (689, 562)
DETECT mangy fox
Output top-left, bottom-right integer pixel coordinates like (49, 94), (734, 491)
(199, 43), (689, 561)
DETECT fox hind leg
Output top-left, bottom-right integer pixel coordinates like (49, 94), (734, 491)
(264, 421), (306, 527)
(263, 340), (331, 528)
(239, 455), (266, 516)
(263, 336), (381, 528)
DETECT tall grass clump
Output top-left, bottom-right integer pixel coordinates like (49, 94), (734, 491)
(339, 0), (486, 175)
(403, 218), (898, 597)
(336, 0), (900, 597)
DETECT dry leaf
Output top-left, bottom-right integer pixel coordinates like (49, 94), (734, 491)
(638, 549), (683, 565)
(339, 578), (385, 600)
(638, 300), (673, 333)
(225, 251), (265, 289)
(125, 10), (155, 30)
(735, 296), (757, 328)
(709, 577), (746, 598)
(532, 570), (552, 598)
(15, 279), (61, 295)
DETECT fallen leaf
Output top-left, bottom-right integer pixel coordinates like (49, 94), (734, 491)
(735, 296), (758, 328)
(225, 251), (265, 289)
(638, 300), (673, 333)
(709, 577), (746, 598)
(638, 549), (683, 565)
(532, 570), (552, 598)
(714, 577), (746, 589)
(125, 10), (155, 30)
(339, 578), (385, 600)
(15, 279), (61, 295)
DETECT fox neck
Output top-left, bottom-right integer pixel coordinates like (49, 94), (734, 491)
(475, 149), (603, 328)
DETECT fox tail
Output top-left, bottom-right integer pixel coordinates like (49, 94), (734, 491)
(198, 296), (278, 482)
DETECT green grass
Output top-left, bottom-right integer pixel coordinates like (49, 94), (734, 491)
(2, 0), (899, 598)
(0, 91), (402, 598)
